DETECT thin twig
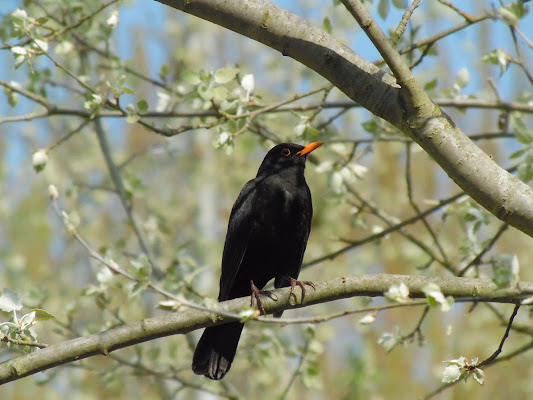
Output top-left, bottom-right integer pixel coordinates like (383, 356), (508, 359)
(405, 143), (451, 268)
(345, 184), (450, 271)
(30, 37), (96, 94)
(0, 0), (119, 50)
(93, 119), (163, 278)
(0, 335), (48, 349)
(510, 59), (533, 87)
(514, 26), (533, 49)
(484, 302), (533, 336)
(2, 98), (533, 127)
(49, 197), (246, 321)
(108, 354), (237, 399)
(0, 79), (52, 110)
(306, 84), (335, 124)
(437, 0), (477, 22)
(220, 85), (331, 138)
(400, 305), (430, 345)
(280, 338), (312, 399)
(0, 111), (49, 124)
(477, 303), (520, 368)
(409, 42), (434, 69)
(392, 0), (423, 44)
(303, 191), (466, 269)
(380, 13), (491, 65)
(457, 223), (509, 277)
(47, 118), (91, 151)
(423, 340), (533, 399)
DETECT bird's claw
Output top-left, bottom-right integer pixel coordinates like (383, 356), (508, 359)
(250, 281), (276, 316)
(283, 276), (315, 303)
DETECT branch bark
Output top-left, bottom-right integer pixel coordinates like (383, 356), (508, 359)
(154, 0), (533, 237)
(1, 273), (532, 385)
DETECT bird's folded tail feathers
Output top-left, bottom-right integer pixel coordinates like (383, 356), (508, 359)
(192, 322), (244, 380)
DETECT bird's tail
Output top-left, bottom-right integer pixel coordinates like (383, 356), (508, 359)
(192, 322), (244, 380)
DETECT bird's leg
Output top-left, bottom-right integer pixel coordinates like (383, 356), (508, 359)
(281, 276), (315, 303)
(250, 281), (277, 316)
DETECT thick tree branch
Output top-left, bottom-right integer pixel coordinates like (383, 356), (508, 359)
(154, 0), (533, 237)
(1, 274), (533, 385)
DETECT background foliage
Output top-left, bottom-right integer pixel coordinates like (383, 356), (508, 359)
(1, 0), (533, 398)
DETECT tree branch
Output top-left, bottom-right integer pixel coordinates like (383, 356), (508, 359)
(94, 119), (163, 278)
(477, 303), (520, 368)
(154, 0), (533, 238)
(2, 97), (532, 126)
(1, 273), (533, 385)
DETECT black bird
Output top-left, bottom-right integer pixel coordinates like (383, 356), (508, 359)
(192, 141), (323, 380)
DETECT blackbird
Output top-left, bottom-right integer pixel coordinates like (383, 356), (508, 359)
(192, 141), (323, 380)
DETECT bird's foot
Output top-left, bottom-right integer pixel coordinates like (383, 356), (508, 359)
(250, 281), (277, 316)
(282, 276), (315, 304)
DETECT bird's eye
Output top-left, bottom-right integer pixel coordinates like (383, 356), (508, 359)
(281, 148), (291, 157)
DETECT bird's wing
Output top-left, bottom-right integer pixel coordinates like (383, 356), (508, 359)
(285, 187), (313, 281)
(218, 179), (257, 301)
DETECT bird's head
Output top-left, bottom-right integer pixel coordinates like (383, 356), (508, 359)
(256, 142), (323, 177)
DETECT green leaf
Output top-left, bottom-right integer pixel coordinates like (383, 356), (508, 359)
(391, 0), (406, 9)
(508, 2), (529, 19)
(129, 281), (147, 298)
(322, 17), (333, 34)
(509, 147), (528, 159)
(473, 368), (485, 385)
(482, 48), (510, 74)
(378, 0), (390, 20)
(510, 113), (533, 144)
(304, 124), (321, 137)
(3, 86), (19, 107)
(362, 119), (378, 134)
(31, 308), (55, 321)
(424, 79), (437, 91)
(214, 67), (239, 84)
(137, 99), (148, 115)
(126, 113), (140, 123)
(121, 86), (135, 95)
(497, 7), (518, 27)
(518, 162), (533, 183)
(198, 86), (214, 101)
(181, 70), (201, 85)
(125, 103), (140, 123)
(492, 254), (519, 288)
(159, 63), (170, 80)
(123, 173), (145, 199)
(422, 283), (447, 308)
(377, 332), (398, 352)
(212, 86), (229, 103)
(130, 255), (151, 280)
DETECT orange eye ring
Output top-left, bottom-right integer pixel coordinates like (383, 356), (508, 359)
(281, 148), (291, 157)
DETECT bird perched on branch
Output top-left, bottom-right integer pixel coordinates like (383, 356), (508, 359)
(192, 141), (323, 380)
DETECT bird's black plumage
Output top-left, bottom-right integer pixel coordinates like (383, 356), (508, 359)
(192, 142), (323, 380)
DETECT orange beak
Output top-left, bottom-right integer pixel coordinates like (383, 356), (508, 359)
(296, 141), (324, 156)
